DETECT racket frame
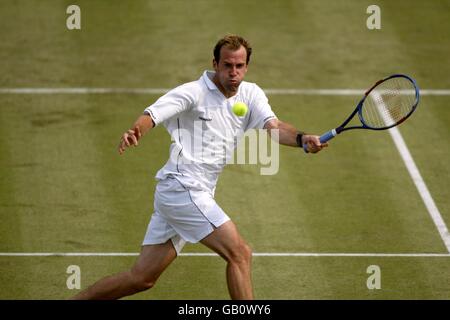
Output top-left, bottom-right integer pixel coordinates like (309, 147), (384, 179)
(303, 74), (420, 152)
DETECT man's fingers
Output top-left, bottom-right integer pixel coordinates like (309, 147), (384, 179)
(303, 135), (328, 153)
(123, 134), (131, 147)
(126, 129), (139, 146)
(311, 137), (322, 147)
(308, 142), (318, 153)
(119, 128), (140, 155)
(307, 141), (323, 153)
(119, 137), (129, 153)
(134, 126), (141, 140)
(128, 134), (138, 146)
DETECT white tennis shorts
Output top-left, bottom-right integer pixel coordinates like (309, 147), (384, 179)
(142, 177), (230, 254)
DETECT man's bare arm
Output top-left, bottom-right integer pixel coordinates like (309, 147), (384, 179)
(118, 114), (155, 155)
(264, 119), (327, 153)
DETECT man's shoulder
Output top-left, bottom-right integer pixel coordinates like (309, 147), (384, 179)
(173, 78), (204, 93)
(239, 80), (266, 98)
(162, 78), (206, 105)
(169, 76), (210, 97)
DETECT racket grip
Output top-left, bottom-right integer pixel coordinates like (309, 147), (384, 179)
(303, 129), (337, 153)
(320, 129), (338, 143)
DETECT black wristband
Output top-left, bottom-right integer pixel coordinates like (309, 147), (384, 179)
(296, 133), (304, 148)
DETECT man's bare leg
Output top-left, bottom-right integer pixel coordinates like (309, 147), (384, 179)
(71, 241), (177, 300)
(200, 221), (253, 300)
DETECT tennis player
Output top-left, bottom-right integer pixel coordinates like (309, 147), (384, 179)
(72, 35), (326, 300)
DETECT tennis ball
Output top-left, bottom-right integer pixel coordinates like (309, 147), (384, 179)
(232, 102), (248, 117)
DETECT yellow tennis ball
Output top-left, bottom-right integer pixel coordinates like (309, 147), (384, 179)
(232, 102), (248, 117)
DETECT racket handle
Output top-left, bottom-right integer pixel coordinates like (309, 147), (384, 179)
(320, 129), (338, 143)
(303, 129), (337, 153)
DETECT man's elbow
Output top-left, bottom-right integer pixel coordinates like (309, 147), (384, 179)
(264, 119), (280, 133)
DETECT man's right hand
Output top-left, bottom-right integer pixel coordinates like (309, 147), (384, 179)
(118, 126), (141, 155)
(302, 134), (328, 154)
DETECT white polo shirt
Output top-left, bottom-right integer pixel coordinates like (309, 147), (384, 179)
(144, 70), (277, 194)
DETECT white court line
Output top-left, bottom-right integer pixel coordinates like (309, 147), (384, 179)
(0, 88), (449, 95)
(372, 92), (450, 252)
(0, 252), (449, 257)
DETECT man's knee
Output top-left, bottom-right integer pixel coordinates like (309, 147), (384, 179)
(129, 270), (157, 291)
(228, 242), (252, 265)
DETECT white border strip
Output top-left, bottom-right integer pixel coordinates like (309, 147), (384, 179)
(0, 88), (449, 95)
(0, 252), (449, 257)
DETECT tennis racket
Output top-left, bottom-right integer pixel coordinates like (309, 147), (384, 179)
(303, 74), (420, 153)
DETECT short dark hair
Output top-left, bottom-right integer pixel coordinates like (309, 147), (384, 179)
(213, 34), (252, 65)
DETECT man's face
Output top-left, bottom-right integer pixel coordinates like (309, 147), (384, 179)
(213, 45), (248, 96)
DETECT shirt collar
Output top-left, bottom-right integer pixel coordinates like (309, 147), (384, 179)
(201, 70), (243, 99)
(202, 70), (219, 91)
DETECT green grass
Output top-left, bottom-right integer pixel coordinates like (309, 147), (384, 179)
(0, 0), (449, 299)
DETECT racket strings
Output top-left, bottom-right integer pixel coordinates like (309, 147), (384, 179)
(362, 77), (417, 129)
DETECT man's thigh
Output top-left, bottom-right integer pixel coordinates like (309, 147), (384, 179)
(200, 220), (249, 260)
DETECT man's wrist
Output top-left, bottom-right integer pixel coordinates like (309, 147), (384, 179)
(296, 132), (306, 147)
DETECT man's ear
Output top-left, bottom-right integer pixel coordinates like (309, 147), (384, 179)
(212, 59), (218, 70)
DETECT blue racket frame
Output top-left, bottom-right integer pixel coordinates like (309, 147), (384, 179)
(303, 74), (420, 153)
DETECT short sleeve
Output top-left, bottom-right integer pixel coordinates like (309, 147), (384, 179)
(144, 83), (196, 126)
(245, 84), (277, 130)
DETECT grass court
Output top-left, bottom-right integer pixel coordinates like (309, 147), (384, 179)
(0, 0), (449, 299)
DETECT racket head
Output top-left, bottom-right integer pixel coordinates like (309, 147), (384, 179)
(358, 74), (420, 130)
